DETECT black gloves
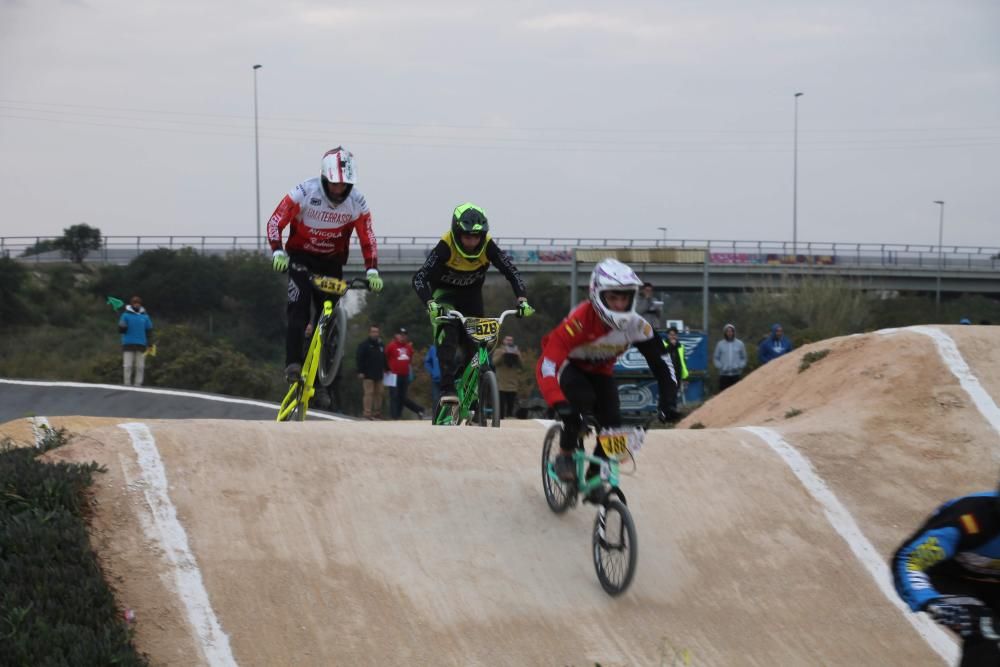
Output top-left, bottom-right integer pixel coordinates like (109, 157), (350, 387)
(926, 596), (992, 638)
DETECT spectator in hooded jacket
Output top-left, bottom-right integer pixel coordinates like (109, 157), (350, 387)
(491, 335), (523, 419)
(713, 323), (747, 391)
(119, 295), (153, 386)
(758, 323), (793, 364)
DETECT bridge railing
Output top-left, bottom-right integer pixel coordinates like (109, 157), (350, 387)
(2, 235), (999, 271)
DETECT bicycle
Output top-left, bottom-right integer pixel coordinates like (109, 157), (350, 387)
(541, 417), (646, 595)
(277, 266), (368, 422)
(432, 308), (520, 427)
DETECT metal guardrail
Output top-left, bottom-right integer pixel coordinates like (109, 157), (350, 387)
(2, 235), (999, 271)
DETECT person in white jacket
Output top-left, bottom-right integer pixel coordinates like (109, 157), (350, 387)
(713, 323), (746, 392)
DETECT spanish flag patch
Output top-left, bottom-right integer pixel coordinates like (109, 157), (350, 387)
(960, 513), (980, 535)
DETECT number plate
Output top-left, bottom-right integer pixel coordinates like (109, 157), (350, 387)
(597, 428), (644, 460)
(597, 433), (629, 459)
(311, 276), (348, 295)
(465, 318), (500, 342)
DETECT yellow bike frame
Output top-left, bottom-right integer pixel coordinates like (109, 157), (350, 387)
(276, 298), (334, 422)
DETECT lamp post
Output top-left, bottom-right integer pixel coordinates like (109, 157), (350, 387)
(253, 64), (263, 251)
(934, 200), (945, 314)
(657, 226), (668, 245)
(792, 92), (804, 257)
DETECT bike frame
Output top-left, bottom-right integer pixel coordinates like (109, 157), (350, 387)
(277, 271), (366, 422)
(433, 308), (518, 426)
(546, 425), (644, 502)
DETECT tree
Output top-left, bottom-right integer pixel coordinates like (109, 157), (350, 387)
(55, 224), (102, 263)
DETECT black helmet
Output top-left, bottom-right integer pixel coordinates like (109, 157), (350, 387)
(450, 202), (489, 259)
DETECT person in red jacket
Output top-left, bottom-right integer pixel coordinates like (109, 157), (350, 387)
(267, 146), (384, 381)
(385, 327), (426, 420)
(536, 259), (678, 490)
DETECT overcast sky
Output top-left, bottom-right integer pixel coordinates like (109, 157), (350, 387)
(1, 0), (997, 248)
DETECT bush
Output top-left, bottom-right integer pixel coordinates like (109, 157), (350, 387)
(0, 435), (146, 665)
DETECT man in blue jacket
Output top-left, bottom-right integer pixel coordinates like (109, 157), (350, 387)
(118, 295), (153, 386)
(757, 323), (793, 364)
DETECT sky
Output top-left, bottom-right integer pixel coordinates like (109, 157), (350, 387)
(1, 0), (998, 248)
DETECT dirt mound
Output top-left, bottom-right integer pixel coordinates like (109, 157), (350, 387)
(31, 325), (1000, 664)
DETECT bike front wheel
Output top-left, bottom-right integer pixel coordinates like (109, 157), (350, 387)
(541, 423), (574, 513)
(477, 369), (501, 427)
(592, 499), (637, 596)
(317, 308), (347, 388)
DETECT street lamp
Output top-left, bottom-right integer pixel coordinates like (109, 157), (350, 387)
(934, 200), (945, 314)
(792, 91), (804, 257)
(657, 226), (668, 244)
(253, 64), (263, 251)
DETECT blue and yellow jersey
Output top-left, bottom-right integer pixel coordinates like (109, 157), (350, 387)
(892, 491), (1000, 611)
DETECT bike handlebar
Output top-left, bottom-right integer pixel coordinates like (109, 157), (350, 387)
(435, 308), (520, 325)
(287, 263), (370, 290)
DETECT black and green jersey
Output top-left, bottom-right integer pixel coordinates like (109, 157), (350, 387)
(412, 232), (527, 316)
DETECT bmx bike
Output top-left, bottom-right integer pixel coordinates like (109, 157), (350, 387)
(541, 418), (646, 595)
(277, 266), (368, 422)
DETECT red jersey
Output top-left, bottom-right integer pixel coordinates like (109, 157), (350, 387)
(266, 177), (378, 269)
(535, 301), (656, 406)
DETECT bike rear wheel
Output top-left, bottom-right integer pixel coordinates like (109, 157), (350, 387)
(477, 370), (501, 427)
(593, 499), (637, 596)
(541, 423), (574, 513)
(433, 399), (462, 426)
(317, 308), (347, 388)
(278, 381), (307, 422)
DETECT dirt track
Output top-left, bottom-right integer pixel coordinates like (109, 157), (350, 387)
(13, 325), (999, 665)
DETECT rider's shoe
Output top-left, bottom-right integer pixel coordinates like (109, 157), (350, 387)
(284, 363), (302, 383)
(439, 385), (459, 404)
(554, 453), (577, 482)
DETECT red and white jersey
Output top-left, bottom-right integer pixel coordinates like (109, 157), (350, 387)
(535, 301), (655, 406)
(266, 177), (378, 268)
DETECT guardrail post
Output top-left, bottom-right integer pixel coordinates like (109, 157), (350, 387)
(35, 236), (40, 263)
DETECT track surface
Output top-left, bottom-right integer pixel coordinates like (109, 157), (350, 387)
(4, 325), (996, 665)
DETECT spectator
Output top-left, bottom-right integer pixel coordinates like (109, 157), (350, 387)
(491, 334), (523, 419)
(118, 295), (153, 387)
(758, 323), (794, 364)
(712, 323), (747, 392)
(661, 326), (689, 410)
(385, 327), (425, 420)
(355, 324), (386, 419)
(424, 344), (442, 407)
(635, 282), (663, 329)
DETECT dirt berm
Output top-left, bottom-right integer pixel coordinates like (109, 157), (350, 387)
(29, 325), (999, 665)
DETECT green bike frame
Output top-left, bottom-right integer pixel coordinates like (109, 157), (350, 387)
(434, 346), (490, 426)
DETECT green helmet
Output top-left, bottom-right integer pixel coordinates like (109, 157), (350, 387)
(451, 202), (489, 258)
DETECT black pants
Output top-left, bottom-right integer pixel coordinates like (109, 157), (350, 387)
(435, 289), (484, 390)
(499, 391), (517, 419)
(285, 255), (343, 366)
(557, 364), (621, 477)
(390, 373), (424, 419)
(719, 374), (741, 392)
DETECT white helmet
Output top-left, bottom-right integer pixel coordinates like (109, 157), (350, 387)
(589, 258), (641, 330)
(320, 146), (356, 204)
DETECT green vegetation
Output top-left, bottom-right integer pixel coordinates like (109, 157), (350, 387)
(0, 429), (147, 665)
(689, 422), (706, 429)
(785, 408), (803, 419)
(799, 349), (831, 373)
(1, 250), (997, 411)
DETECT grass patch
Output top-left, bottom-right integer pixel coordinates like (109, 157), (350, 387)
(0, 430), (147, 665)
(689, 422), (706, 429)
(798, 349), (830, 373)
(784, 408), (803, 419)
